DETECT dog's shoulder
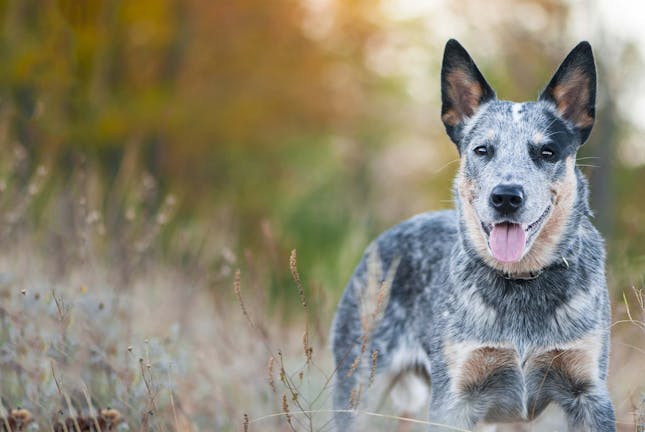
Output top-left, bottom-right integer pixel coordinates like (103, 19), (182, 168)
(361, 210), (458, 303)
(338, 209), (457, 305)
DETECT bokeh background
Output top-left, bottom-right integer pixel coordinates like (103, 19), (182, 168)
(1, 0), (644, 431)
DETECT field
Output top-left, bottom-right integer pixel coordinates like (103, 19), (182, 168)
(0, 170), (644, 432)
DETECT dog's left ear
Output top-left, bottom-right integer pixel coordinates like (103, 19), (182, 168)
(539, 42), (596, 144)
(441, 39), (496, 147)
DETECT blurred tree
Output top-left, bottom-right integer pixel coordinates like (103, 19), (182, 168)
(0, 0), (393, 298)
(0, 0), (641, 301)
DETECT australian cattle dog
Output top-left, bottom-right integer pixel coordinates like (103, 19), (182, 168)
(331, 40), (615, 431)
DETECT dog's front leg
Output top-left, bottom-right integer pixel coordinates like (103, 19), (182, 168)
(427, 389), (481, 432)
(526, 333), (616, 432)
(558, 386), (616, 432)
(430, 342), (524, 431)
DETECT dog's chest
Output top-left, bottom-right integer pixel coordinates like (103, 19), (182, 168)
(443, 334), (602, 421)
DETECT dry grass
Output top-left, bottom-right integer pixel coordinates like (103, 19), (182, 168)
(1, 240), (645, 432)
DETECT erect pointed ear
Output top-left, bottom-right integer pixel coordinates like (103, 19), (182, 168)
(441, 39), (496, 147)
(539, 42), (596, 144)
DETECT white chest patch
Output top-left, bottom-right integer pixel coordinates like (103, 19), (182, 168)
(512, 103), (524, 123)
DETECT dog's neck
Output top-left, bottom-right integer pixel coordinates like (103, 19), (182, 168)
(495, 255), (572, 281)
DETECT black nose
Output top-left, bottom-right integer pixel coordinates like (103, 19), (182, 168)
(490, 184), (524, 214)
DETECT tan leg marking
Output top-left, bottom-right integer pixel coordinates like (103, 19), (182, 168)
(459, 347), (519, 392)
(529, 331), (602, 385)
(443, 340), (519, 394)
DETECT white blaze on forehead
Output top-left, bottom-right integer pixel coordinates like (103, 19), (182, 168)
(512, 103), (524, 123)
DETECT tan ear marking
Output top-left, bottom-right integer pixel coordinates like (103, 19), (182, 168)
(445, 69), (484, 122)
(551, 69), (593, 129)
(441, 109), (460, 127)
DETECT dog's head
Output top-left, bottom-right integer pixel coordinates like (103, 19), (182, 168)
(442, 39), (596, 274)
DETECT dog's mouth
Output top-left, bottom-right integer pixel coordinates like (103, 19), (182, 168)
(480, 205), (552, 263)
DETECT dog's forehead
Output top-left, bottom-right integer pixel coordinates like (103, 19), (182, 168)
(466, 100), (570, 144)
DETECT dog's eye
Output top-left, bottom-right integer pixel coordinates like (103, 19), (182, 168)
(474, 146), (489, 156)
(541, 147), (555, 159)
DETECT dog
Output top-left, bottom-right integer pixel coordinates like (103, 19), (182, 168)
(331, 40), (615, 431)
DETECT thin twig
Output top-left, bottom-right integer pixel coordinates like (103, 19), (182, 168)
(247, 409), (474, 431)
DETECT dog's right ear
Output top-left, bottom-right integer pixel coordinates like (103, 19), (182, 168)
(441, 39), (496, 148)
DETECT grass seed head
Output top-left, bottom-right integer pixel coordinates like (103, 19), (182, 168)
(267, 356), (276, 394)
(281, 394), (292, 426)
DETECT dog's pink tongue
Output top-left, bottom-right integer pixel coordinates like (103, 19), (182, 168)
(489, 223), (526, 263)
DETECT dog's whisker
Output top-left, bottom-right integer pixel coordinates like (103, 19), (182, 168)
(433, 158), (460, 174)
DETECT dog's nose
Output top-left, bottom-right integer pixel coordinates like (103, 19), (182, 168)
(490, 184), (524, 214)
